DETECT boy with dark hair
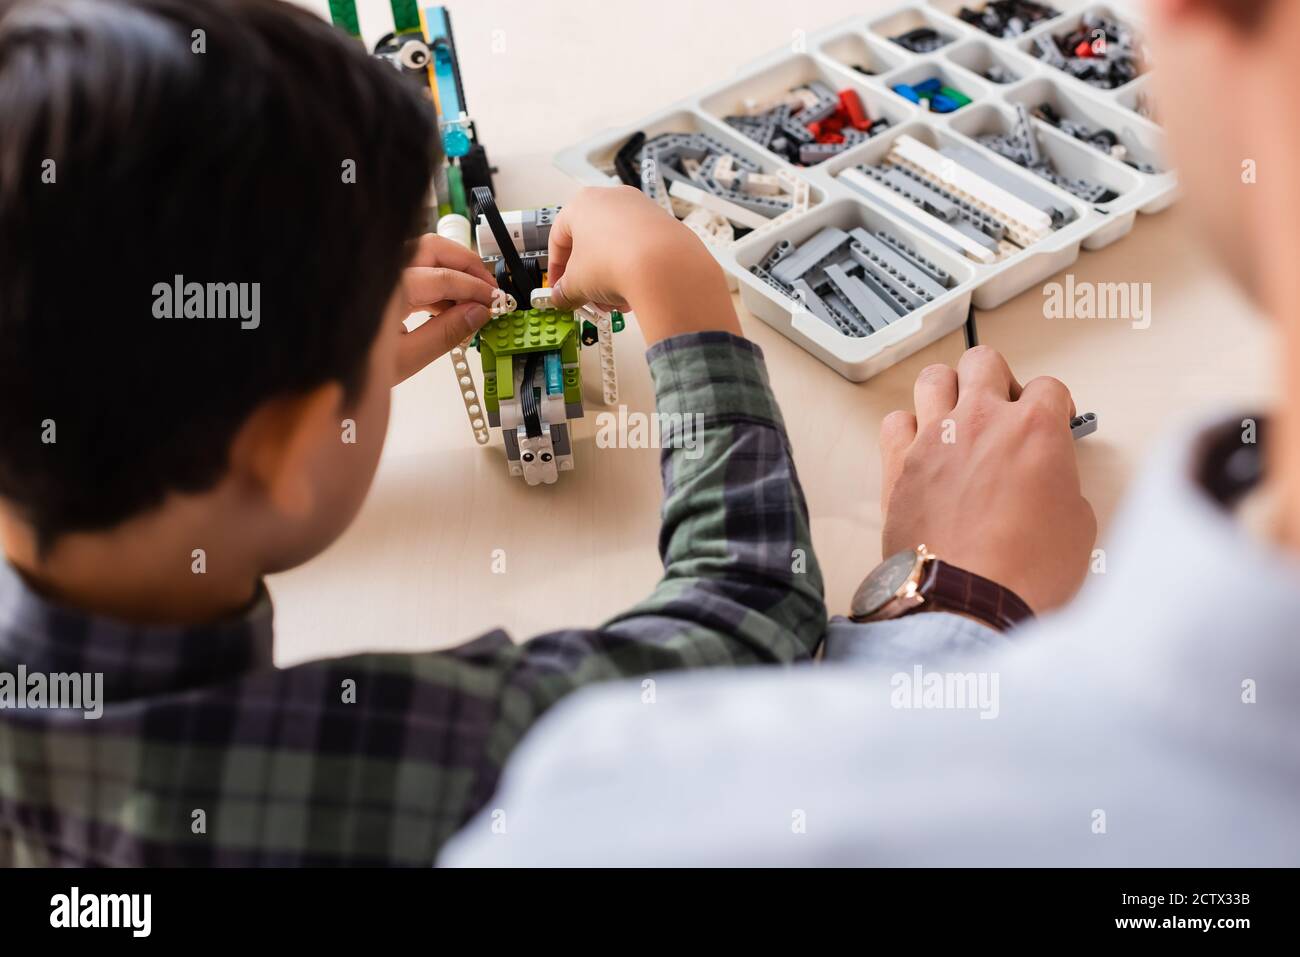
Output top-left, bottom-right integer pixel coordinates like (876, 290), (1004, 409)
(0, 0), (825, 865)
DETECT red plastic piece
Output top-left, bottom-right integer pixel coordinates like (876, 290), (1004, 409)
(1074, 40), (1095, 58)
(838, 88), (872, 130)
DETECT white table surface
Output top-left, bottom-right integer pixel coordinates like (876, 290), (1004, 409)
(271, 0), (1275, 665)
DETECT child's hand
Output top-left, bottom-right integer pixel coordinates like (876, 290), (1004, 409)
(548, 186), (741, 344)
(396, 233), (497, 384)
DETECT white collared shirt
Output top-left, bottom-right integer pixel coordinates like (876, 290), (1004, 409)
(441, 416), (1300, 866)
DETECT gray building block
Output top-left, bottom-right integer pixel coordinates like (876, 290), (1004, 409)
(882, 167), (961, 221)
(825, 263), (895, 332)
(854, 261), (913, 317)
(1070, 412), (1098, 440)
(800, 93), (840, 125)
(696, 154), (792, 216)
(896, 164), (1008, 238)
(750, 265), (792, 297)
(1016, 103), (1043, 165)
(779, 118), (815, 144)
(550, 422), (572, 457)
(909, 175), (1009, 240)
(771, 227), (851, 284)
(847, 238), (937, 307)
(790, 277), (842, 331)
(823, 291), (875, 337)
(502, 428), (520, 461)
(848, 228), (947, 299)
(954, 218), (1002, 251)
(858, 256), (928, 311)
(759, 240), (795, 272)
(863, 199), (968, 259)
(799, 141), (850, 166)
(874, 230), (952, 287)
(939, 145), (1074, 225)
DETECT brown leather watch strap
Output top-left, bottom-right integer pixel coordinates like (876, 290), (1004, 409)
(916, 559), (1035, 632)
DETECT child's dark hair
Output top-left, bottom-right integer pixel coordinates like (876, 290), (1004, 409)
(0, 0), (437, 547)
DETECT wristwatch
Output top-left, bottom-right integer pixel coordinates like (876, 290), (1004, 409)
(848, 544), (1034, 633)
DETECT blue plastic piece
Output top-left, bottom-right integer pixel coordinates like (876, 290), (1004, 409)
(425, 6), (467, 145)
(892, 83), (920, 103)
(432, 45), (462, 111)
(893, 79), (958, 113)
(544, 352), (563, 395)
(443, 122), (471, 158)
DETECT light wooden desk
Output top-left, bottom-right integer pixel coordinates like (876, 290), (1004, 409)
(272, 0), (1275, 664)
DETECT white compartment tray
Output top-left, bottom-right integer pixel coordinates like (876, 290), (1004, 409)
(555, 0), (1176, 382)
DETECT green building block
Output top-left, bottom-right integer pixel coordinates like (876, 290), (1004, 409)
(327, 0), (361, 38)
(482, 309), (577, 355)
(389, 0), (422, 35)
(476, 308), (579, 412)
(448, 165), (468, 219)
(940, 86), (972, 107)
(563, 367), (581, 406)
(494, 354), (514, 400)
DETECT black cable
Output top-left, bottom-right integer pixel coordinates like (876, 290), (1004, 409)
(614, 131), (646, 188)
(472, 186), (530, 303)
(963, 303), (979, 349)
(520, 354), (543, 438)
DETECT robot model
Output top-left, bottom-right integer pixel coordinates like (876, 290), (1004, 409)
(437, 188), (624, 485)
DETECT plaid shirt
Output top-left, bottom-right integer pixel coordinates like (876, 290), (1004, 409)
(0, 332), (825, 866)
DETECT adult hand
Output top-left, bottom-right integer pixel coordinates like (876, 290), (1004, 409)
(879, 346), (1097, 612)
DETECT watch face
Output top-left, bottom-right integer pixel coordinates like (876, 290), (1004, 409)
(850, 548), (921, 620)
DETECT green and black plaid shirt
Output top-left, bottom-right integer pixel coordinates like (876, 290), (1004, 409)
(0, 332), (825, 866)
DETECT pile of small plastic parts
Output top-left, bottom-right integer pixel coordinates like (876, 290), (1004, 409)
(615, 130), (808, 244)
(1033, 103), (1161, 174)
(983, 63), (1020, 84)
(724, 83), (890, 167)
(892, 77), (972, 114)
(1032, 13), (1144, 90)
(977, 104), (1119, 202)
(891, 26), (953, 53)
(958, 1), (1059, 38)
(750, 226), (954, 338)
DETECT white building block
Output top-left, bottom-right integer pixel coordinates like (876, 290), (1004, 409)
(839, 167), (999, 265)
(668, 179), (769, 230)
(891, 135), (1053, 236)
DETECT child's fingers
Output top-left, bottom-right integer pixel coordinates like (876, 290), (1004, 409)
(549, 273), (578, 311)
(551, 276), (629, 312)
(546, 213), (574, 289)
(410, 233), (497, 285)
(545, 202), (629, 312)
(415, 299), (481, 317)
(395, 301), (491, 384)
(404, 267), (496, 311)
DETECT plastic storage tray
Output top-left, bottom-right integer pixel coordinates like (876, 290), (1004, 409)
(555, 0), (1174, 381)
